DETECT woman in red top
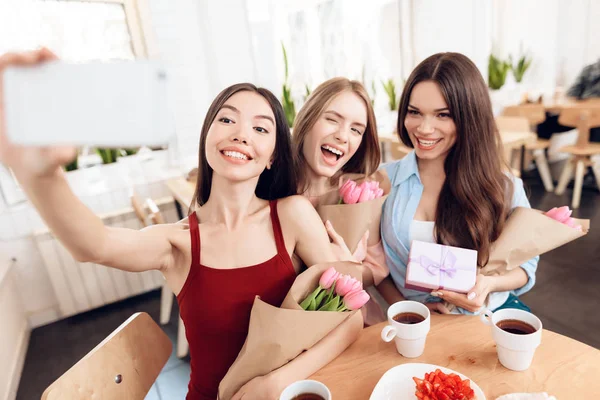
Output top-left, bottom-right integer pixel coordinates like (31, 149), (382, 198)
(0, 49), (363, 400)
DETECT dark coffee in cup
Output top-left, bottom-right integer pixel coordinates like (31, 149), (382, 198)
(393, 312), (425, 324)
(291, 394), (325, 400)
(496, 319), (537, 335)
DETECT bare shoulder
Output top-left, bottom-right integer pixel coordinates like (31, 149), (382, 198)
(276, 195), (318, 223)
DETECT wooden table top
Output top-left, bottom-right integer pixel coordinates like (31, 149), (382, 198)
(310, 315), (600, 399)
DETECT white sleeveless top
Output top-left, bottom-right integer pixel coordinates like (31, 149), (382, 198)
(409, 220), (435, 244)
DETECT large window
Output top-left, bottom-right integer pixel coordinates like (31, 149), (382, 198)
(0, 0), (154, 207)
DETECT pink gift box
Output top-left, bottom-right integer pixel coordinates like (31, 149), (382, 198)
(405, 240), (477, 293)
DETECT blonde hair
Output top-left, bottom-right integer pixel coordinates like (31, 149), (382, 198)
(293, 77), (380, 193)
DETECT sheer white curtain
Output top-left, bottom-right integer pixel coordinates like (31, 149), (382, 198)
(246, 0), (401, 107)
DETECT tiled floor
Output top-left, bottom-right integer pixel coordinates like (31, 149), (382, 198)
(16, 174), (600, 399)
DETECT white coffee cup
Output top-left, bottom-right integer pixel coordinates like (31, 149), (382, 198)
(279, 380), (331, 400)
(481, 308), (542, 371)
(381, 301), (431, 358)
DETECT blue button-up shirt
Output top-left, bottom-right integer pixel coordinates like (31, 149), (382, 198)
(381, 151), (539, 314)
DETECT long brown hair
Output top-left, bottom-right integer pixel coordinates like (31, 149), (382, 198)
(293, 77), (380, 193)
(190, 83), (297, 211)
(397, 53), (512, 266)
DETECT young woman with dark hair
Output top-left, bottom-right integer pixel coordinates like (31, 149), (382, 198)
(0, 49), (362, 400)
(376, 52), (539, 315)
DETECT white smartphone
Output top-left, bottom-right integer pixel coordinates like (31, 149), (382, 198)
(3, 60), (174, 147)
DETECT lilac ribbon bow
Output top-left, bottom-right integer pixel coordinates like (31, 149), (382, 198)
(418, 247), (458, 278)
(409, 246), (458, 289)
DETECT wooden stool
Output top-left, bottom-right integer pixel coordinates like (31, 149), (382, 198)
(42, 313), (171, 400)
(502, 105), (554, 191)
(131, 192), (189, 358)
(495, 116), (533, 179)
(554, 107), (600, 208)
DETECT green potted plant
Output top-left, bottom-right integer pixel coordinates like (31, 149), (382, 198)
(304, 84), (311, 100)
(281, 42), (296, 128)
(488, 54), (511, 90)
(511, 54), (532, 83)
(95, 148), (138, 164)
(64, 150), (79, 172)
(381, 78), (399, 111)
(96, 148), (119, 164)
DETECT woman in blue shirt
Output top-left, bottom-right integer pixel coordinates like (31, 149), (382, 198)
(377, 52), (539, 315)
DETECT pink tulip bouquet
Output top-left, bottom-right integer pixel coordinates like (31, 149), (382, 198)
(478, 206), (589, 276)
(338, 179), (385, 205)
(300, 266), (370, 312)
(315, 171), (391, 253)
(219, 261), (364, 400)
(545, 206), (582, 231)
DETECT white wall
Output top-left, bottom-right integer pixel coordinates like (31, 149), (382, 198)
(148, 0), (260, 161)
(555, 0), (600, 88)
(253, 0), (599, 109)
(0, 261), (30, 400)
(147, 0), (212, 161)
(492, 0), (560, 97)
(410, 0), (492, 77)
(196, 0), (258, 92)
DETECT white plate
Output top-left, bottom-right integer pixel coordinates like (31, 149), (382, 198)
(370, 363), (486, 400)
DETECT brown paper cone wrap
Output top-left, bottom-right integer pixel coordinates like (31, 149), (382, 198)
(315, 170), (391, 252)
(217, 261), (364, 400)
(480, 207), (589, 275)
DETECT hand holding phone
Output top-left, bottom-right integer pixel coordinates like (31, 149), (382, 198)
(0, 48), (77, 178)
(1, 48), (174, 178)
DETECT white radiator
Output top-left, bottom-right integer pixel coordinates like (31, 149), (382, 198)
(33, 201), (178, 319)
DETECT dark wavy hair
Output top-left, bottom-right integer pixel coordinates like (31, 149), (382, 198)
(397, 53), (513, 266)
(190, 83), (298, 210)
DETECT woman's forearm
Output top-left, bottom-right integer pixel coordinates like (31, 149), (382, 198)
(491, 267), (529, 292)
(17, 168), (108, 262)
(270, 311), (363, 392)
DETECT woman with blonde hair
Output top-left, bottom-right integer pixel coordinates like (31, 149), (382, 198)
(293, 77), (380, 202)
(292, 77), (388, 323)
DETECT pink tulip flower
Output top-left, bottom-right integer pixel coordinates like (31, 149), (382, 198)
(342, 183), (363, 204)
(343, 289), (370, 310)
(346, 279), (362, 296)
(339, 179), (356, 199)
(319, 267), (340, 289)
(545, 206), (580, 230)
(339, 179), (384, 204)
(545, 206), (571, 223)
(357, 183), (373, 203)
(334, 274), (361, 297)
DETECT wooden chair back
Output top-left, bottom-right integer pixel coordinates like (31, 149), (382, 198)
(558, 107), (600, 147)
(502, 104), (546, 126)
(41, 312), (172, 400)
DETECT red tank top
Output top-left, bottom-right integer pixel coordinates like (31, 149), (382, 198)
(176, 200), (297, 400)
